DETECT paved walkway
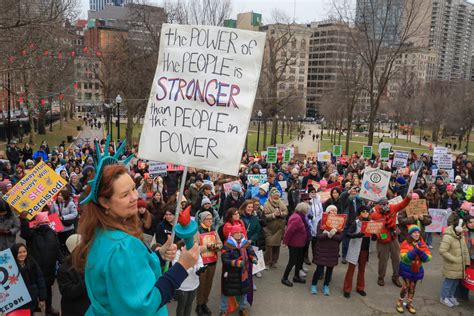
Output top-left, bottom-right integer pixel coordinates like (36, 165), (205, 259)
(287, 124), (321, 155)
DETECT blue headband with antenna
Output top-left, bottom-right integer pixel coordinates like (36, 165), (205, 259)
(80, 135), (134, 205)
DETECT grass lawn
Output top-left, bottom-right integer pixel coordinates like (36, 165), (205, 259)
(318, 138), (430, 156)
(3, 119), (83, 150)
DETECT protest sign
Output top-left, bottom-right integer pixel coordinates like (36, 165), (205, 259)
(0, 249), (32, 313)
(332, 145), (342, 157)
(199, 231), (219, 264)
(359, 168), (391, 202)
(407, 168), (421, 193)
(247, 174), (267, 186)
(437, 154), (453, 170)
(393, 151), (409, 168)
(361, 220), (385, 235)
(378, 142), (391, 153)
(138, 24), (266, 175)
(252, 246), (266, 275)
(28, 213), (64, 233)
(380, 147), (390, 161)
(223, 180), (241, 194)
(388, 195), (403, 205)
(266, 147), (277, 164)
(3, 161), (67, 220)
(425, 209), (451, 233)
(148, 161), (168, 177)
(405, 199), (428, 217)
(307, 151), (316, 160)
(433, 146), (448, 165)
(318, 190), (331, 203)
(279, 181), (288, 190)
(321, 213), (347, 232)
(166, 163), (185, 172)
(283, 149), (291, 163)
(362, 146), (373, 159)
(317, 151), (331, 162)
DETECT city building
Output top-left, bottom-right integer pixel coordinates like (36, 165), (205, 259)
(89, 0), (134, 12)
(225, 12), (262, 31)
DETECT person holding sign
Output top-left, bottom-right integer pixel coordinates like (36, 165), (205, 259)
(310, 205), (343, 296)
(397, 193), (432, 242)
(343, 206), (371, 298)
(371, 193), (412, 287)
(72, 142), (199, 316)
(396, 225), (431, 314)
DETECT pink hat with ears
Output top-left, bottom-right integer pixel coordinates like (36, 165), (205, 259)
(34, 212), (50, 225)
(319, 179), (328, 189)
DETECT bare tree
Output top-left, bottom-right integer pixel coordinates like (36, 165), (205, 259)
(334, 0), (431, 145)
(446, 81), (474, 154)
(163, 0), (232, 26)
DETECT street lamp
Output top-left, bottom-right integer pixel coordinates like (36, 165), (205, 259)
(274, 114), (279, 146)
(115, 94), (122, 140)
(257, 110), (262, 151)
(290, 116), (293, 138)
(281, 115), (286, 143)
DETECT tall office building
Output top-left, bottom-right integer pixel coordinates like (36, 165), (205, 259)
(90, 0), (133, 12)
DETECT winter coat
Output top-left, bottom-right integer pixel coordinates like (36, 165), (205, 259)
(57, 256), (90, 316)
(67, 182), (83, 196)
(440, 195), (460, 210)
(155, 220), (179, 246)
(302, 173), (321, 190)
(397, 210), (432, 241)
(32, 149), (48, 162)
(241, 213), (261, 246)
(0, 213), (20, 250)
(195, 207), (220, 231)
(22, 147), (33, 162)
(187, 183), (202, 208)
(221, 237), (256, 297)
(18, 257), (47, 312)
(263, 198), (288, 246)
(312, 223), (343, 267)
(20, 220), (63, 285)
(6, 146), (21, 164)
(345, 220), (370, 266)
(283, 212), (309, 247)
(371, 197), (411, 243)
(222, 220), (248, 240)
(222, 194), (245, 214)
(399, 238), (431, 281)
(51, 199), (78, 232)
(340, 194), (365, 229)
(308, 196), (324, 237)
(439, 226), (470, 279)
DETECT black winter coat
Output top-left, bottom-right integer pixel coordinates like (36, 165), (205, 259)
(20, 219), (63, 285)
(221, 239), (256, 297)
(22, 147), (33, 162)
(18, 257), (47, 312)
(57, 256), (90, 316)
(312, 224), (343, 267)
(222, 194), (244, 215)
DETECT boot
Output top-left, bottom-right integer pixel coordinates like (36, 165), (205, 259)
(196, 304), (204, 315)
(239, 309), (250, 316)
(392, 277), (402, 288)
(202, 304), (212, 315)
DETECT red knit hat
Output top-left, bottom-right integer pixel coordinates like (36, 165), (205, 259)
(230, 225), (243, 236)
(137, 199), (147, 209)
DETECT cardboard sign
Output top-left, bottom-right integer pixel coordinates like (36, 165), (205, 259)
(317, 151), (331, 162)
(321, 213), (347, 232)
(199, 231), (219, 264)
(28, 212), (64, 232)
(3, 161), (67, 220)
(266, 147), (277, 164)
(359, 167), (391, 202)
(283, 149), (291, 163)
(247, 174), (267, 186)
(393, 151), (409, 168)
(138, 24), (266, 175)
(0, 249), (32, 313)
(223, 180), (241, 194)
(405, 199), (428, 217)
(361, 220), (385, 235)
(362, 146), (373, 159)
(332, 145), (342, 157)
(148, 161), (168, 177)
(425, 208), (451, 233)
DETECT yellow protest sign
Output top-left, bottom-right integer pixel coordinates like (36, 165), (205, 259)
(3, 161), (67, 220)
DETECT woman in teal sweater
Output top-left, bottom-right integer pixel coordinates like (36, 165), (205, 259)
(73, 161), (199, 316)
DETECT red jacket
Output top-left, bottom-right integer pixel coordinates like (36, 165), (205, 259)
(283, 213), (309, 247)
(371, 196), (411, 243)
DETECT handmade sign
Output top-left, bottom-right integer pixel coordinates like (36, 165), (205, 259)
(359, 167), (391, 202)
(425, 208), (451, 233)
(283, 149), (291, 163)
(166, 163), (185, 172)
(247, 174), (267, 186)
(266, 147), (277, 164)
(405, 199), (428, 217)
(138, 24), (266, 175)
(28, 213), (64, 232)
(317, 151), (331, 162)
(252, 246), (265, 275)
(306, 151), (316, 160)
(437, 154), (453, 170)
(388, 195), (403, 205)
(433, 146), (448, 165)
(362, 146), (373, 159)
(199, 231), (219, 264)
(0, 249), (32, 313)
(380, 147), (390, 161)
(223, 180), (241, 194)
(407, 168), (421, 193)
(279, 181), (288, 190)
(306, 179), (320, 192)
(393, 151), (409, 168)
(3, 161), (67, 220)
(318, 190), (331, 203)
(361, 220), (385, 235)
(332, 145), (342, 157)
(148, 161), (168, 177)
(321, 213), (347, 232)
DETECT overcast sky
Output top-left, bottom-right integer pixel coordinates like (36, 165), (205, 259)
(78, 0), (333, 24)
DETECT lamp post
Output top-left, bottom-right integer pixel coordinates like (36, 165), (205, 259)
(115, 94), (122, 140)
(290, 116), (293, 138)
(274, 114), (279, 146)
(257, 110), (262, 151)
(281, 115), (286, 143)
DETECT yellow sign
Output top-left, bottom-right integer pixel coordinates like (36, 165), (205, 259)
(3, 161), (67, 220)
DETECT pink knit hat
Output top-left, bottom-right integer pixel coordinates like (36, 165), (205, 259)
(35, 212), (50, 225)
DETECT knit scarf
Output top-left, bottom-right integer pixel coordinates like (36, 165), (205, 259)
(226, 236), (250, 284)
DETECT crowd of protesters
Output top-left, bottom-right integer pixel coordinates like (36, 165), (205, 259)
(0, 128), (473, 315)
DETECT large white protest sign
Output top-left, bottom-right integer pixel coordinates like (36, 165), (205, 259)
(425, 208), (451, 233)
(148, 161), (168, 177)
(392, 151), (409, 168)
(138, 24), (266, 175)
(437, 154), (453, 170)
(317, 151), (332, 162)
(407, 168), (421, 193)
(247, 174), (267, 186)
(0, 249), (32, 313)
(360, 168), (391, 202)
(433, 146), (448, 165)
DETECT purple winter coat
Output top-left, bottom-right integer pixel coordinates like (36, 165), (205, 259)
(312, 223), (343, 267)
(283, 213), (309, 247)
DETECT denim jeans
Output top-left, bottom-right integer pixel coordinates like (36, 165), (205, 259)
(341, 228), (350, 259)
(220, 294), (249, 312)
(441, 278), (459, 299)
(425, 232), (432, 246)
